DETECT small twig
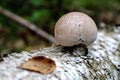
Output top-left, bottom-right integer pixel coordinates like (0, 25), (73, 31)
(0, 7), (55, 42)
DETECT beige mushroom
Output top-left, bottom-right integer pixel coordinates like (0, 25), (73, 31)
(54, 12), (97, 46)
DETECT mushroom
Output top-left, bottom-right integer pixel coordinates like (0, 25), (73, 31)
(54, 12), (97, 47)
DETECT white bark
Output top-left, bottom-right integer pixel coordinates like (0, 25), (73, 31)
(0, 30), (120, 80)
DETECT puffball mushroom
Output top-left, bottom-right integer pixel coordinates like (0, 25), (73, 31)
(54, 12), (97, 47)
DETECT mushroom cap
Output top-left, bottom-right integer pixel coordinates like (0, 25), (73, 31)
(54, 12), (97, 46)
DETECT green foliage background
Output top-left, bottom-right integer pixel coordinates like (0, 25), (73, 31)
(0, 0), (120, 56)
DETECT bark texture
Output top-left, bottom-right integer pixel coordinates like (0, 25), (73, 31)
(0, 30), (120, 80)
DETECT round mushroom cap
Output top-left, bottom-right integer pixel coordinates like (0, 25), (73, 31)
(54, 12), (97, 46)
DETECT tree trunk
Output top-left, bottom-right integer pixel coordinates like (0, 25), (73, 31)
(0, 30), (120, 80)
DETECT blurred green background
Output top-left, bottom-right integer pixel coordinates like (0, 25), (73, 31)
(0, 0), (120, 57)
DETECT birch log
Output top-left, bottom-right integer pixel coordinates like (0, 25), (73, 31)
(0, 30), (120, 80)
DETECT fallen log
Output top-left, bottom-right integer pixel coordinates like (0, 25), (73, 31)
(0, 30), (120, 80)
